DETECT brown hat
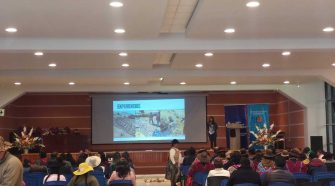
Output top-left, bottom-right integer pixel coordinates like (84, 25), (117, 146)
(281, 150), (289, 157)
(0, 136), (12, 151)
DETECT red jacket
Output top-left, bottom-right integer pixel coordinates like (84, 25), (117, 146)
(286, 159), (307, 173)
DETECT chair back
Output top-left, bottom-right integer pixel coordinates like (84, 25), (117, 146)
(63, 173), (73, 185)
(90, 171), (107, 186)
(268, 183), (294, 186)
(207, 176), (229, 186)
(313, 172), (335, 185)
(23, 172), (47, 186)
(293, 173), (313, 186)
(42, 181), (67, 186)
(193, 172), (209, 186)
(234, 184), (259, 186)
(108, 180), (133, 186)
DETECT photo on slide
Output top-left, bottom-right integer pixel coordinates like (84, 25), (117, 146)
(113, 99), (185, 142)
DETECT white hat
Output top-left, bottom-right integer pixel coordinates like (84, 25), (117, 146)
(85, 156), (101, 168)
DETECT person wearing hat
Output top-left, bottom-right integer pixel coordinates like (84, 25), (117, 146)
(86, 155), (104, 173)
(43, 159), (66, 184)
(0, 136), (23, 186)
(188, 150), (214, 186)
(165, 139), (182, 186)
(256, 149), (275, 175)
(285, 150), (307, 174)
(67, 162), (99, 186)
(280, 150), (289, 161)
(227, 157), (262, 186)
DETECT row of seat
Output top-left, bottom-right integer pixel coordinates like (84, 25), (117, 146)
(23, 171), (132, 186)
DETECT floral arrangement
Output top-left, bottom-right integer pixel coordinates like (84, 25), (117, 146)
(249, 123), (282, 148)
(13, 126), (45, 150)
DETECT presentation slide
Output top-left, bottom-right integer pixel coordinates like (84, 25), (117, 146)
(113, 99), (185, 142)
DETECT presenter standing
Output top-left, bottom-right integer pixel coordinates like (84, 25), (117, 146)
(165, 139), (182, 186)
(207, 116), (218, 148)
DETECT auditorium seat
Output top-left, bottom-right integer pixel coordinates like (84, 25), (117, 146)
(207, 176), (229, 186)
(42, 180), (67, 186)
(193, 172), (208, 186)
(293, 173), (313, 186)
(313, 172), (335, 185)
(23, 172), (47, 186)
(268, 183), (294, 186)
(90, 171), (107, 186)
(108, 180), (133, 186)
(234, 184), (259, 186)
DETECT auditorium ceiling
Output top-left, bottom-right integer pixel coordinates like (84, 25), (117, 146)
(0, 0), (335, 90)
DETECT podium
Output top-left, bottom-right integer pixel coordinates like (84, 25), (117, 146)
(226, 123), (246, 150)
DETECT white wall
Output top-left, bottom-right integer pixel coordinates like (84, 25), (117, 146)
(0, 86), (23, 108)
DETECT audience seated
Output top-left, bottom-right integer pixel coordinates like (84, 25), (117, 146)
(227, 157), (262, 186)
(30, 159), (48, 173)
(109, 152), (122, 176)
(256, 149), (274, 175)
(285, 150), (307, 174)
(262, 156), (296, 186)
(107, 160), (136, 186)
(207, 157), (230, 178)
(43, 159), (66, 184)
(67, 162), (99, 186)
(226, 151), (242, 174)
(324, 152), (335, 171)
(23, 159), (31, 173)
(280, 150), (289, 161)
(189, 150), (214, 186)
(121, 151), (135, 170)
(307, 151), (327, 174)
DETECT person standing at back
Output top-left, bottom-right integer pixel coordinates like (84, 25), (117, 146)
(207, 116), (218, 149)
(165, 139), (182, 186)
(0, 136), (23, 186)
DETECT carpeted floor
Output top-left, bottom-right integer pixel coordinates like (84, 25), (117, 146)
(136, 174), (171, 186)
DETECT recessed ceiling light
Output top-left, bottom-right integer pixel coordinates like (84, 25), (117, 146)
(48, 63), (57, 67)
(14, 82), (21, 86)
(230, 81), (237, 85)
(124, 82), (130, 85)
(34, 51), (44, 56)
(281, 51), (291, 56)
(283, 80), (290, 84)
(246, 1), (260, 8)
(323, 27), (334, 32)
(109, 1), (123, 7)
(262, 63), (271, 68)
(121, 63), (129, 67)
(160, 77), (164, 81)
(119, 52), (128, 57)
(332, 63), (335, 67)
(180, 82), (186, 85)
(224, 28), (235, 33)
(68, 82), (75, 85)
(5, 27), (17, 33)
(195, 64), (203, 68)
(114, 28), (125, 34)
(204, 52), (214, 57)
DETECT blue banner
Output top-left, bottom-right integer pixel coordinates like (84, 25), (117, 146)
(224, 105), (247, 149)
(247, 104), (269, 149)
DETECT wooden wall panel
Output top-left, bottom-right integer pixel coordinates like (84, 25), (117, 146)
(289, 111), (305, 124)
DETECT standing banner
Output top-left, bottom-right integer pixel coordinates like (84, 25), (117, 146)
(224, 105), (247, 149)
(247, 104), (269, 149)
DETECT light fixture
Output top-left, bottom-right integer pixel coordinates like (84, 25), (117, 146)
(262, 63), (271, 68)
(121, 63), (129, 67)
(224, 28), (235, 33)
(180, 82), (186, 85)
(246, 1), (260, 8)
(34, 51), (44, 56)
(195, 64), (203, 68)
(48, 63), (57, 67)
(283, 80), (290, 84)
(5, 27), (17, 33)
(230, 81), (237, 85)
(109, 1), (123, 7)
(281, 51), (291, 56)
(68, 82), (75, 85)
(114, 28), (125, 34)
(119, 52), (128, 57)
(160, 77), (164, 81)
(14, 82), (21, 86)
(332, 63), (335, 67)
(124, 82), (130, 85)
(204, 52), (214, 57)
(323, 27), (334, 32)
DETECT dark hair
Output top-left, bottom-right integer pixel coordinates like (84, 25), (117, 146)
(309, 151), (317, 159)
(113, 152), (121, 162)
(40, 151), (47, 159)
(248, 148), (256, 155)
(171, 139), (179, 146)
(116, 160), (131, 178)
(303, 147), (311, 154)
(121, 151), (133, 164)
(23, 159), (30, 168)
(274, 156), (286, 168)
(230, 151), (241, 164)
(213, 157), (223, 168)
(188, 147), (196, 156)
(240, 157), (251, 168)
(209, 116), (215, 122)
(324, 152), (334, 160)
